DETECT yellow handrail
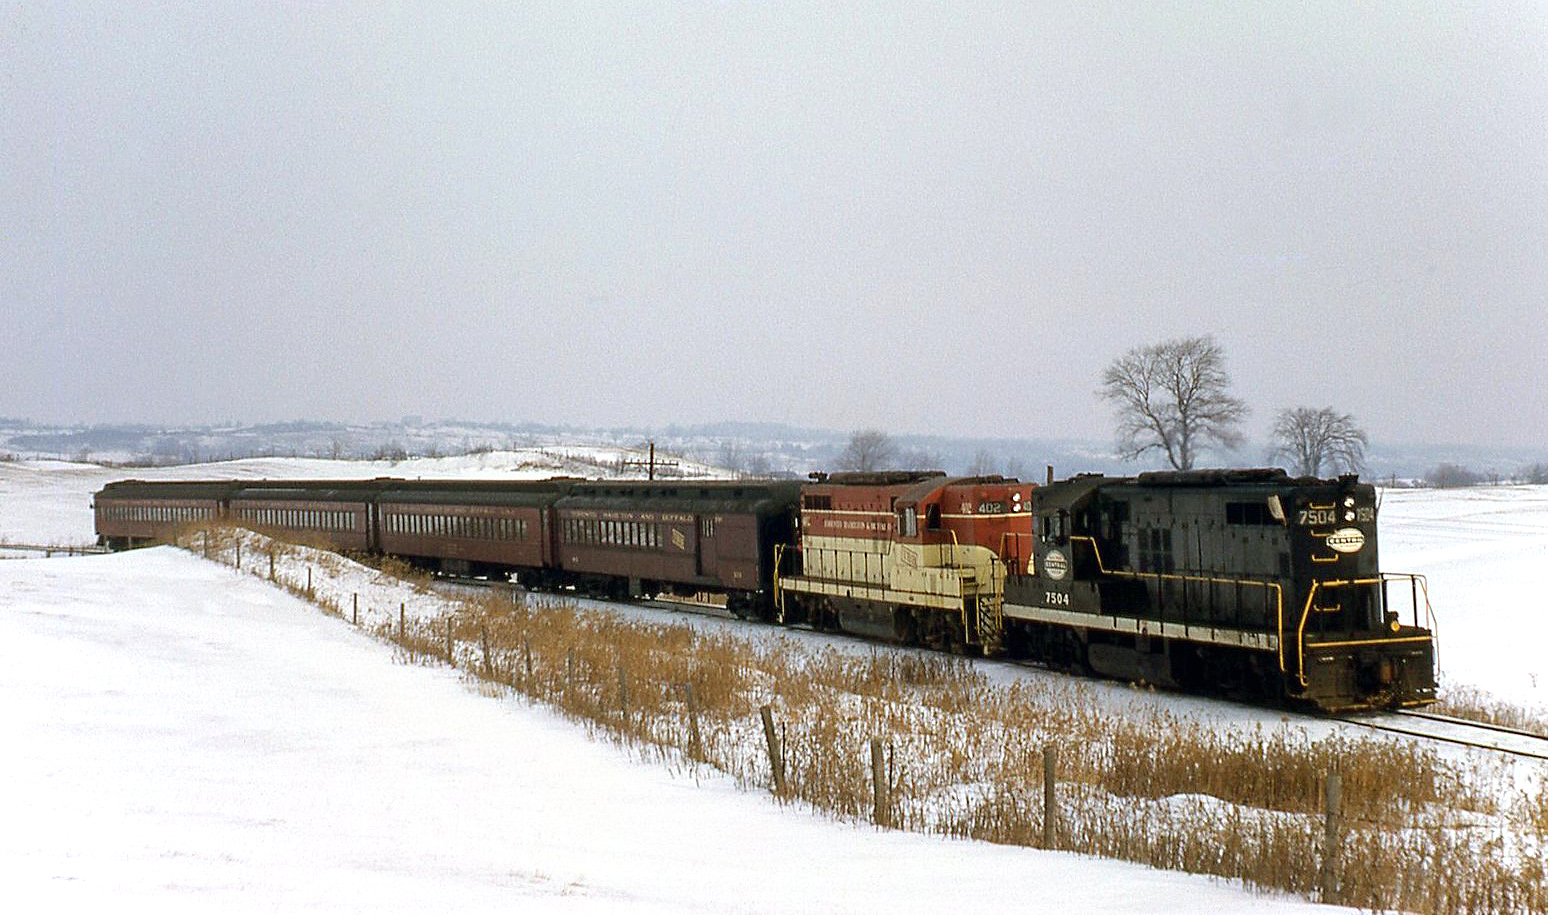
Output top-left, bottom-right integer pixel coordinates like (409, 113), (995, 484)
(1294, 573), (1433, 687)
(1068, 536), (1288, 671)
(773, 542), (787, 622)
(944, 528), (961, 569)
(998, 531), (1032, 573)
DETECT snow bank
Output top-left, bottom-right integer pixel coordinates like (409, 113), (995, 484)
(0, 549), (1331, 913)
(1379, 485), (1548, 708)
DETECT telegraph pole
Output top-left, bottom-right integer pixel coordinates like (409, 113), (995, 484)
(622, 441), (679, 481)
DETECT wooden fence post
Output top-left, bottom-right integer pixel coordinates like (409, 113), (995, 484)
(617, 665), (629, 726)
(481, 626), (493, 677)
(352, 593), (358, 625)
(523, 640), (533, 683)
(398, 603), (405, 640)
(1321, 772), (1342, 904)
(1043, 743), (1059, 850)
(871, 738), (889, 826)
(444, 618), (454, 664)
(306, 565), (313, 598)
(682, 683), (703, 759)
(235, 541), (241, 571)
(268, 552), (275, 581)
(760, 705), (785, 794)
(203, 531), (209, 558)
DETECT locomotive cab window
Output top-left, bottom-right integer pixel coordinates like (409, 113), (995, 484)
(1039, 511), (1068, 544)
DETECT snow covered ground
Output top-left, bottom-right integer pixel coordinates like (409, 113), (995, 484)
(1378, 485), (1548, 709)
(3, 458), (1546, 911)
(1, 548), (1336, 913)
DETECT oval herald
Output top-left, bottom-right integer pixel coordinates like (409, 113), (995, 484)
(1043, 549), (1069, 580)
(1327, 527), (1366, 553)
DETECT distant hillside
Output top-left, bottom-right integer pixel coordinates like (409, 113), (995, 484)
(2, 418), (1542, 483)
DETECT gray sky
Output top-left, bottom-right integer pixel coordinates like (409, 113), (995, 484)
(5, 1), (1546, 451)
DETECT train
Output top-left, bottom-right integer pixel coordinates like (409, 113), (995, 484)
(93, 467), (1437, 711)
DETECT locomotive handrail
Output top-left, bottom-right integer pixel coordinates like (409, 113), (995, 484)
(773, 542), (788, 623)
(944, 528), (962, 569)
(1067, 536), (1288, 671)
(1293, 574), (1434, 688)
(778, 542), (887, 589)
(998, 531), (1033, 574)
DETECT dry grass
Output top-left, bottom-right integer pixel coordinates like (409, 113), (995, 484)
(1434, 683), (1548, 735)
(188, 526), (1548, 915)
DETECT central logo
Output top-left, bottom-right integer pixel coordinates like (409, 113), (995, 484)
(1043, 549), (1069, 581)
(1327, 528), (1366, 553)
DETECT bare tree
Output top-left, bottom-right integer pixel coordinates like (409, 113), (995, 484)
(744, 451), (773, 477)
(1427, 462), (1482, 488)
(716, 439), (745, 475)
(967, 449), (997, 476)
(965, 449), (1027, 479)
(1099, 335), (1248, 471)
(835, 429), (897, 472)
(897, 446), (943, 470)
(1269, 407), (1369, 477)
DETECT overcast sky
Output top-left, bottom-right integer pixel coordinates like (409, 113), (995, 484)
(5, 2), (1545, 451)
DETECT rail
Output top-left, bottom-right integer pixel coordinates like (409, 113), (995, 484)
(997, 531), (1033, 575)
(968, 556), (1005, 652)
(1333, 710), (1548, 762)
(784, 533), (976, 585)
(1294, 574), (1435, 688)
(773, 542), (789, 623)
(937, 528), (967, 571)
(1066, 536), (1288, 671)
(774, 535), (1000, 636)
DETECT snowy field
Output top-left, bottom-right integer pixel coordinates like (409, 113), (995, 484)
(3, 457), (1546, 911)
(1377, 485), (1548, 708)
(2, 549), (1337, 913)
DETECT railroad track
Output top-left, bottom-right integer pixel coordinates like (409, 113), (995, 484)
(430, 578), (1548, 760)
(1333, 709), (1548, 761)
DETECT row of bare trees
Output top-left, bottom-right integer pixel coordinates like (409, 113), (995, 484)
(837, 336), (1368, 477)
(1100, 335), (1368, 475)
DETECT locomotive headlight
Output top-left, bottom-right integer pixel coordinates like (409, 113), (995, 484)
(1385, 610), (1400, 632)
(1345, 510), (1356, 521)
(1344, 496), (1355, 507)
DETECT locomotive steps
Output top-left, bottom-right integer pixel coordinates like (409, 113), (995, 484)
(180, 524), (1547, 915)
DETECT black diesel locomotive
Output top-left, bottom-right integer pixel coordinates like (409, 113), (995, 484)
(1003, 469), (1436, 710)
(93, 467), (1436, 711)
